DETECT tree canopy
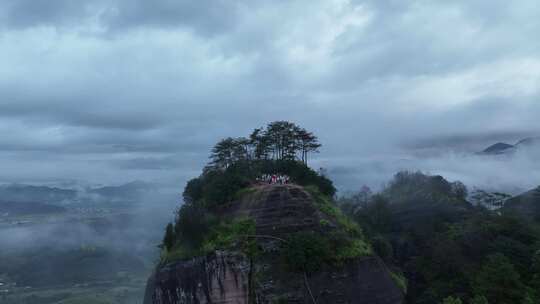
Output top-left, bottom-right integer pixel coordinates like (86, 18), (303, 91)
(158, 123), (344, 267)
(181, 121), (334, 206)
(209, 121), (321, 169)
(339, 171), (540, 304)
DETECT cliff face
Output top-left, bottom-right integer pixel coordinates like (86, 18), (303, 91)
(145, 185), (404, 304)
(147, 251), (249, 304)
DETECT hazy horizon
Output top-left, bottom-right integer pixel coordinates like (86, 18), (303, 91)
(1, 0), (540, 194)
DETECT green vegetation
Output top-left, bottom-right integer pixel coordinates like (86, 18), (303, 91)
(160, 121), (376, 280)
(338, 171), (540, 304)
(203, 218), (258, 257)
(282, 231), (331, 273)
(305, 185), (362, 236)
(282, 230), (371, 274)
(181, 121), (333, 206)
(441, 296), (462, 304)
(473, 253), (527, 304)
(382, 171), (468, 203)
(390, 271), (408, 294)
(469, 296), (488, 304)
(156, 119), (379, 304)
(161, 135), (540, 304)
(162, 218), (256, 262)
(331, 235), (372, 262)
(183, 159), (335, 207)
(280, 187), (372, 272)
(209, 121), (321, 168)
(233, 186), (258, 200)
(162, 223), (174, 251)
(319, 218), (330, 227)
(164, 178), (368, 266)
(164, 121), (335, 262)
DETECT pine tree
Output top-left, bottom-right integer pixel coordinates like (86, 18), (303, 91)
(298, 128), (321, 165)
(210, 121), (322, 167)
(210, 137), (236, 169)
(163, 223), (175, 251)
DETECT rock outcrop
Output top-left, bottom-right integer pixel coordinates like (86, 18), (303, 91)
(144, 185), (404, 304)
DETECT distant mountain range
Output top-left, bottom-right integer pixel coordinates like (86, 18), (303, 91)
(0, 201), (66, 216)
(88, 181), (158, 201)
(479, 136), (540, 155)
(0, 184), (77, 205)
(0, 181), (158, 206)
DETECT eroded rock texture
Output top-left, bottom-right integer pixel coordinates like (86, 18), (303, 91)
(149, 251), (250, 304)
(145, 185), (404, 304)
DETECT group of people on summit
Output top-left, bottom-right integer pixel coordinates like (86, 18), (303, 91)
(257, 174), (290, 185)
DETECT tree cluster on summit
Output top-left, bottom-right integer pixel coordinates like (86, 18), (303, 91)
(209, 121), (321, 170)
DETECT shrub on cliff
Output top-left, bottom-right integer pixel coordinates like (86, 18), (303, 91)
(181, 121), (335, 207)
(183, 159), (335, 207)
(163, 223), (175, 251)
(173, 202), (216, 250)
(163, 122), (337, 262)
(283, 231), (331, 273)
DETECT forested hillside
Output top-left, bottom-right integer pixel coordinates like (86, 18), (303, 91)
(339, 172), (540, 304)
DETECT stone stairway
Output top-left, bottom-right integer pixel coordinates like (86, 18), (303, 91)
(246, 185), (322, 236)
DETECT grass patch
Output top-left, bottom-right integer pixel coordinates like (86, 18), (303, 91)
(202, 217), (257, 255)
(302, 185), (373, 266)
(162, 218), (257, 263)
(390, 271), (408, 294)
(282, 229), (372, 273)
(304, 185), (364, 237)
(319, 219), (331, 227)
(333, 238), (372, 262)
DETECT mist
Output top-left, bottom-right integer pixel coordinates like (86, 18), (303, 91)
(327, 144), (540, 195)
(0, 183), (179, 299)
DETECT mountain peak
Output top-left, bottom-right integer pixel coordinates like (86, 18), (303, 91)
(146, 183), (404, 304)
(479, 136), (540, 155)
(481, 142), (515, 154)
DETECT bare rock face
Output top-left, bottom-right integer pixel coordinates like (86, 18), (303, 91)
(148, 251), (250, 304)
(145, 185), (405, 304)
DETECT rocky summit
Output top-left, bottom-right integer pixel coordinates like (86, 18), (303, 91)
(144, 184), (404, 304)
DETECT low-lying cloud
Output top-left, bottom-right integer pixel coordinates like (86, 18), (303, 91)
(328, 145), (540, 195)
(0, 0), (539, 193)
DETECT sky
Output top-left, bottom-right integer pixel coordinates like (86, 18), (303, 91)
(0, 0), (539, 193)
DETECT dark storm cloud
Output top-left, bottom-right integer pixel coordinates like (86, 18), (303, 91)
(101, 0), (244, 36)
(321, 1), (540, 91)
(0, 0), (91, 29)
(0, 0), (539, 191)
(0, 0), (244, 36)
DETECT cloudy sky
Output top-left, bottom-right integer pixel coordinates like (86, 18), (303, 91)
(0, 0), (539, 193)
